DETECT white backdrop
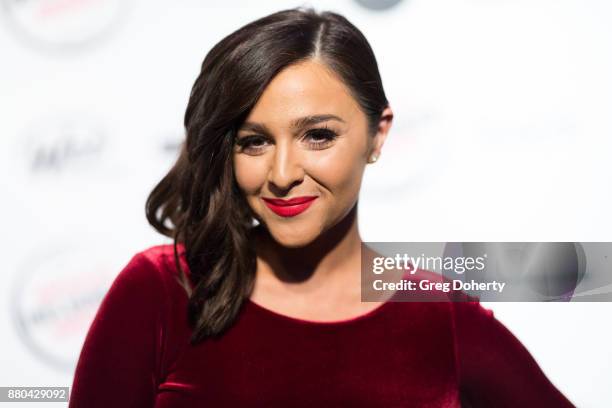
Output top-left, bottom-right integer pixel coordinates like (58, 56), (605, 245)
(1, 0), (611, 406)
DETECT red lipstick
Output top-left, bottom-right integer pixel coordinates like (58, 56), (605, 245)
(262, 196), (318, 217)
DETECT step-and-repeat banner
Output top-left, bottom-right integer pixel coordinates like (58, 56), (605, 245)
(1, 0), (611, 406)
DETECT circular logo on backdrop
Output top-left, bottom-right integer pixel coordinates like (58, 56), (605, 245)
(354, 0), (404, 11)
(10, 243), (120, 371)
(1, 0), (128, 54)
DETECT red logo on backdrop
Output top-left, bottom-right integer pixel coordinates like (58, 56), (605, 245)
(1, 0), (128, 54)
(11, 244), (118, 371)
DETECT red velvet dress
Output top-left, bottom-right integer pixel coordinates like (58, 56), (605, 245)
(69, 244), (574, 407)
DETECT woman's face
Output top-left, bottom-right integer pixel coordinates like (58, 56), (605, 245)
(233, 59), (390, 248)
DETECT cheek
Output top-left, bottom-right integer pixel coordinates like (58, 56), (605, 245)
(334, 159), (366, 197)
(233, 156), (266, 194)
(305, 145), (366, 197)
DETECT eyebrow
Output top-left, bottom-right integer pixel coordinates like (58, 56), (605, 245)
(238, 114), (345, 135)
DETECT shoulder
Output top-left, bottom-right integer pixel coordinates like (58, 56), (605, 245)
(449, 298), (495, 325)
(71, 244), (190, 406)
(105, 243), (191, 308)
(400, 268), (497, 334)
(126, 242), (189, 283)
(447, 292), (496, 341)
(94, 243), (193, 353)
(134, 242), (187, 276)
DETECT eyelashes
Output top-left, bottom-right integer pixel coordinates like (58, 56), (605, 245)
(235, 128), (339, 155)
(302, 128), (339, 149)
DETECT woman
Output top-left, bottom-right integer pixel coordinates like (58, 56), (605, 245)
(69, 7), (574, 407)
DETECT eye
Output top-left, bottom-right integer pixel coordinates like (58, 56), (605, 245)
(234, 135), (269, 155)
(303, 128), (338, 150)
(234, 127), (339, 155)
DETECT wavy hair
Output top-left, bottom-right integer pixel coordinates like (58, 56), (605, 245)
(146, 7), (389, 344)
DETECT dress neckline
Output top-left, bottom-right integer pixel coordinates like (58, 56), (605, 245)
(244, 267), (414, 326)
(245, 292), (398, 326)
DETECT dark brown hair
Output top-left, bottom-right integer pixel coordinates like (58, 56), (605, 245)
(146, 7), (389, 344)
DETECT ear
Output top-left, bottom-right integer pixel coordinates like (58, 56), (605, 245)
(368, 106), (393, 162)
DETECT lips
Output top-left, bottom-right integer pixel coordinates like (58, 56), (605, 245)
(262, 196), (318, 217)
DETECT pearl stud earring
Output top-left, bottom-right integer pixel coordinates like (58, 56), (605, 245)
(368, 154), (378, 163)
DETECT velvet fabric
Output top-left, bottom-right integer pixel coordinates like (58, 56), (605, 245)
(69, 244), (574, 407)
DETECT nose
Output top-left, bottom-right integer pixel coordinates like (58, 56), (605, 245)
(267, 139), (304, 193)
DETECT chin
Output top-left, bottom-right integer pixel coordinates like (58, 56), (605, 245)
(267, 224), (320, 249)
